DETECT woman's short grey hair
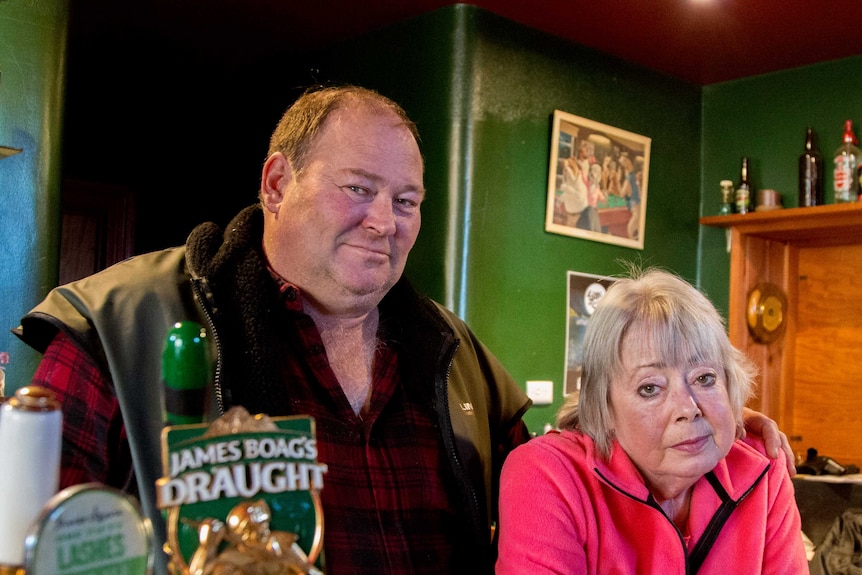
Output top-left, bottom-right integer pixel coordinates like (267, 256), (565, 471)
(556, 267), (756, 458)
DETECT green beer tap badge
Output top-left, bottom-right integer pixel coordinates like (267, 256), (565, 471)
(157, 407), (327, 574)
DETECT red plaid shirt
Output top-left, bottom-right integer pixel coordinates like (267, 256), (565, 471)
(32, 280), (469, 574)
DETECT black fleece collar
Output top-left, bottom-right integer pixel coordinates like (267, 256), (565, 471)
(184, 204), (454, 415)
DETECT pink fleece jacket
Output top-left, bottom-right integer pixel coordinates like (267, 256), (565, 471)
(496, 430), (807, 574)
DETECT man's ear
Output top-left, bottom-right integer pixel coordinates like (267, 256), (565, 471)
(260, 152), (292, 214)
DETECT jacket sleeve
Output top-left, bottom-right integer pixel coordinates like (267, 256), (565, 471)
(29, 330), (133, 491)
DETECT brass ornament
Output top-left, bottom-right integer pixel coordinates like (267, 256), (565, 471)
(746, 283), (788, 344)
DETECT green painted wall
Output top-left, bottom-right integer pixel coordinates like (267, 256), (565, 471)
(460, 12), (702, 432)
(307, 5), (702, 432)
(0, 0), (67, 396)
(698, 56), (862, 318)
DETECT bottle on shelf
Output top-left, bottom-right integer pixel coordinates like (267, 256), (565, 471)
(735, 156), (752, 215)
(833, 119), (860, 203)
(718, 179), (734, 215)
(799, 127), (824, 207)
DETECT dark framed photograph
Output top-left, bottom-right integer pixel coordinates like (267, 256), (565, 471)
(545, 110), (651, 250)
(563, 271), (617, 397)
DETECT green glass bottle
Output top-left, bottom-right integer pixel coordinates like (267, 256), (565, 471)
(162, 321), (211, 426)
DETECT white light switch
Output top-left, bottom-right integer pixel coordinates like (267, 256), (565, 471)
(526, 380), (554, 406)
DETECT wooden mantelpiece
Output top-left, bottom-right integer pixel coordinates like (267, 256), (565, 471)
(700, 201), (862, 465)
(700, 201), (862, 246)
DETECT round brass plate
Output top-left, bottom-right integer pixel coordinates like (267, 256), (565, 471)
(746, 283), (787, 343)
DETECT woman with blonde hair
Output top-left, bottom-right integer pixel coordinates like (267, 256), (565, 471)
(496, 268), (807, 574)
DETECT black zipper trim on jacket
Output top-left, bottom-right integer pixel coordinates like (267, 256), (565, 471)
(437, 337), (474, 499)
(435, 336), (488, 547)
(595, 462), (769, 574)
(687, 466), (768, 574)
(595, 467), (691, 573)
(190, 276), (226, 416)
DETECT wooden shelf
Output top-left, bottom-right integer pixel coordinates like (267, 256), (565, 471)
(700, 201), (862, 246)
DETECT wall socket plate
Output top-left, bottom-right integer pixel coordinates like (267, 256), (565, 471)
(526, 380), (554, 406)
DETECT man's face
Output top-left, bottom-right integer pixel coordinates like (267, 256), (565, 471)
(263, 106), (425, 314)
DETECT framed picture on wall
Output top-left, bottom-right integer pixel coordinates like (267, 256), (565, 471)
(545, 110), (651, 250)
(563, 271), (617, 397)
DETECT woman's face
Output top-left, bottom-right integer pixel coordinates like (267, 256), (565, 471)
(608, 323), (736, 497)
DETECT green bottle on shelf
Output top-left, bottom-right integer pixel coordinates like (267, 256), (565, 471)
(162, 321), (211, 426)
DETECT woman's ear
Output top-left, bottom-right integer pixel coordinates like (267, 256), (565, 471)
(260, 152), (292, 214)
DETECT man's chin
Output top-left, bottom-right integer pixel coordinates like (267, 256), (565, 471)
(340, 274), (398, 299)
